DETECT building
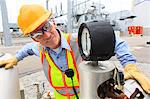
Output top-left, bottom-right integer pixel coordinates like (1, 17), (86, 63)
(132, 0), (150, 35)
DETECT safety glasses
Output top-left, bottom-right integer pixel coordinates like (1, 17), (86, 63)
(30, 20), (53, 39)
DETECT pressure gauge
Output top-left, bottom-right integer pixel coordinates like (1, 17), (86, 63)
(81, 27), (91, 57)
(78, 21), (115, 61)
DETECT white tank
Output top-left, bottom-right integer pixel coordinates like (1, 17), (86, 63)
(0, 53), (21, 99)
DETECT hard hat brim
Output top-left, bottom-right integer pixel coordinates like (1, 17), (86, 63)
(23, 11), (52, 36)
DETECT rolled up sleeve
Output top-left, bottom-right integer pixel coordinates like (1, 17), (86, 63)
(16, 42), (40, 61)
(115, 36), (136, 67)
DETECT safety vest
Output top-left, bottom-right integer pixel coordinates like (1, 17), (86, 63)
(39, 33), (81, 98)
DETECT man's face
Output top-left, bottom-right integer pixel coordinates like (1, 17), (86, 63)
(30, 20), (60, 49)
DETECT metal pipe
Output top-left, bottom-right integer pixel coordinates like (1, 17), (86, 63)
(0, 0), (12, 46)
(0, 53), (20, 99)
(67, 0), (72, 33)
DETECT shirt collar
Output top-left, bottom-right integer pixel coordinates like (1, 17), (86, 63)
(59, 30), (71, 51)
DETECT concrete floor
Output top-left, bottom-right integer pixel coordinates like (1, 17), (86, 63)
(122, 36), (150, 64)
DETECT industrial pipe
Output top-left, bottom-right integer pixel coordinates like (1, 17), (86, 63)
(0, 53), (20, 99)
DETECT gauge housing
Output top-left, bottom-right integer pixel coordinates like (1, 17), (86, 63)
(78, 21), (115, 61)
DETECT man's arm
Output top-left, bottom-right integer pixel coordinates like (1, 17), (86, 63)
(114, 36), (136, 67)
(16, 42), (40, 61)
(0, 42), (40, 69)
(114, 36), (150, 94)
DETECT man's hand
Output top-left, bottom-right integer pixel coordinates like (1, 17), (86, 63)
(0, 56), (18, 69)
(124, 64), (150, 94)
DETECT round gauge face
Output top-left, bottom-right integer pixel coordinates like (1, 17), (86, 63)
(81, 28), (91, 57)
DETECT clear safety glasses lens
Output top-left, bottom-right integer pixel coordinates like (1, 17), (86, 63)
(30, 32), (43, 39)
(30, 20), (52, 39)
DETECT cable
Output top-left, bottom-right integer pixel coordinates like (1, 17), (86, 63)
(71, 77), (79, 99)
(65, 69), (79, 99)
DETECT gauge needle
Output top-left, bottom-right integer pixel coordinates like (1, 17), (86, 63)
(86, 33), (88, 51)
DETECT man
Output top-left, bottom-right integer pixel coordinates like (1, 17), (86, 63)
(0, 4), (150, 98)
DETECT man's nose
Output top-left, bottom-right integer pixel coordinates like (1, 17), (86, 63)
(43, 32), (51, 38)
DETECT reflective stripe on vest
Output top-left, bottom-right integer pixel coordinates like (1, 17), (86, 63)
(39, 33), (80, 96)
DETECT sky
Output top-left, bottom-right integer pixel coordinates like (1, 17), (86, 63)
(0, 0), (133, 31)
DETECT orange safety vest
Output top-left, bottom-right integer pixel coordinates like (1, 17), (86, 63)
(39, 33), (80, 98)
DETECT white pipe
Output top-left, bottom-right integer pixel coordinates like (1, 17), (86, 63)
(0, 53), (21, 99)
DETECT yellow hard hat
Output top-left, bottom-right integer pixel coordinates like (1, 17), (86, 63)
(18, 4), (52, 35)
